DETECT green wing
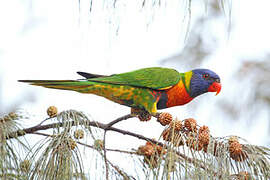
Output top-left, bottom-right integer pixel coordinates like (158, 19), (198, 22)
(88, 67), (180, 90)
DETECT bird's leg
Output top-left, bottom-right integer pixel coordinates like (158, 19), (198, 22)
(130, 107), (142, 116)
(151, 112), (161, 119)
(131, 108), (172, 125)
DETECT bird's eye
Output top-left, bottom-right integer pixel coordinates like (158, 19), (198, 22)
(203, 73), (209, 79)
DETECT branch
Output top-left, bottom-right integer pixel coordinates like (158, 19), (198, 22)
(7, 115), (207, 173)
(103, 130), (109, 180)
(4, 110), (270, 179)
(6, 117), (154, 143)
(105, 114), (134, 129)
(5, 113), (209, 173)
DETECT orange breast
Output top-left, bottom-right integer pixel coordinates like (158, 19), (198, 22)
(165, 80), (193, 108)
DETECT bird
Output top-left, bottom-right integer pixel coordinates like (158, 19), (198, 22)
(19, 67), (221, 116)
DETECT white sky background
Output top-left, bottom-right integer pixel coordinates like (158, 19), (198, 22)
(0, 0), (270, 175)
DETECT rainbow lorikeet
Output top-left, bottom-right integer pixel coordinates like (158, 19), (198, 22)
(19, 67), (221, 116)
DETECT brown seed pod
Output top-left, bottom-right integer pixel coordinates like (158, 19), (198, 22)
(139, 141), (166, 156)
(228, 136), (239, 145)
(137, 146), (145, 155)
(47, 106), (58, 117)
(184, 118), (197, 132)
(199, 125), (210, 134)
(198, 131), (210, 147)
(158, 112), (173, 126)
(138, 145), (152, 156)
(67, 138), (77, 150)
(74, 129), (84, 139)
(229, 141), (242, 155)
(229, 141), (247, 161)
(169, 120), (182, 131)
(141, 144), (155, 157)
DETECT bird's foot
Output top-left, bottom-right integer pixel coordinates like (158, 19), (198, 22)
(130, 108), (152, 121)
(156, 112), (173, 126)
(130, 108), (173, 124)
(130, 108), (142, 116)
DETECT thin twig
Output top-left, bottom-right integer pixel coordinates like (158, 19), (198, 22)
(31, 132), (55, 137)
(103, 130), (109, 180)
(36, 117), (52, 127)
(105, 114), (133, 129)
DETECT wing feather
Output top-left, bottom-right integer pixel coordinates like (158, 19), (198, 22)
(88, 67), (180, 90)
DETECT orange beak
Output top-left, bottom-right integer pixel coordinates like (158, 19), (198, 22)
(208, 82), (221, 95)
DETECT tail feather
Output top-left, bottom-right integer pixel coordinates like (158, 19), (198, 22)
(18, 80), (93, 91)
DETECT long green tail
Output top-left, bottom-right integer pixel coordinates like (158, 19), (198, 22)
(18, 80), (95, 92)
(19, 79), (159, 114)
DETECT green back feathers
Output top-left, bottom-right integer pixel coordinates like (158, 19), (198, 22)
(88, 67), (180, 90)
